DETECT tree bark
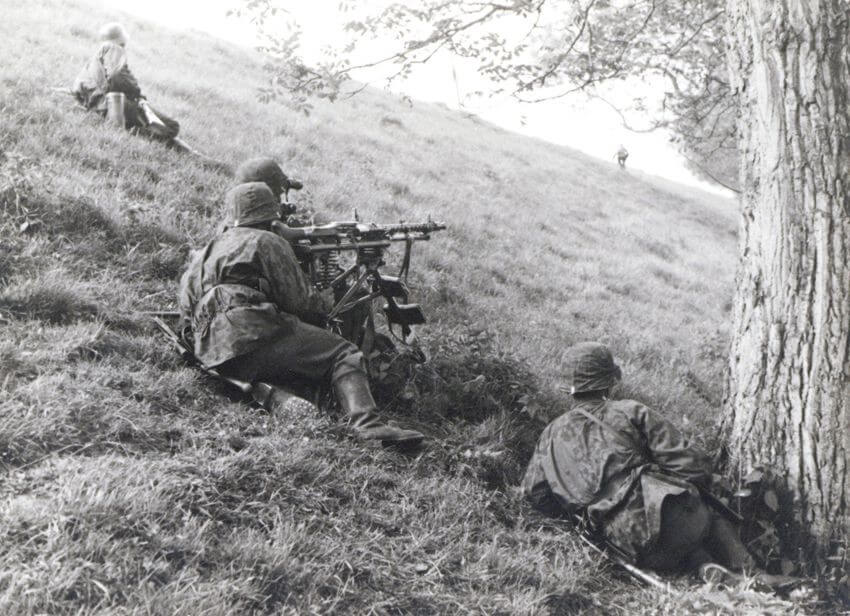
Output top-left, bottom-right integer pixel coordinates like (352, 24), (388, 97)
(724, 0), (850, 553)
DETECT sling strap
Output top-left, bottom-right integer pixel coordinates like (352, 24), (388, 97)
(574, 406), (743, 523)
(574, 406), (648, 456)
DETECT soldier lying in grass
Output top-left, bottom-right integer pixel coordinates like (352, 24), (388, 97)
(177, 182), (424, 447)
(72, 23), (180, 143)
(522, 342), (796, 589)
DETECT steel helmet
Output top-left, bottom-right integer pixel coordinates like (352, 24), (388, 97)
(566, 342), (622, 394)
(99, 23), (129, 46)
(226, 182), (279, 227)
(235, 157), (302, 199)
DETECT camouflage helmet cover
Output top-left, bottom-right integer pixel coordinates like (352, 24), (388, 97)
(566, 342), (622, 394)
(226, 182), (279, 227)
(99, 23), (129, 45)
(235, 157), (295, 198)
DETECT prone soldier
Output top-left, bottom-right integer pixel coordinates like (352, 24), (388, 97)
(177, 182), (425, 447)
(523, 342), (796, 587)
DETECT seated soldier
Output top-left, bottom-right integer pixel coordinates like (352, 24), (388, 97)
(72, 23), (180, 142)
(177, 181), (424, 447)
(522, 342), (791, 585)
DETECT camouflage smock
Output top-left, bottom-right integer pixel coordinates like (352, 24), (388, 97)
(522, 398), (712, 559)
(178, 227), (328, 367)
(72, 41), (142, 110)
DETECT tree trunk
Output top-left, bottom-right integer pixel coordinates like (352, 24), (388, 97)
(724, 0), (850, 553)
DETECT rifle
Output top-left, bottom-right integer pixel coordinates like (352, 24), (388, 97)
(273, 216), (447, 340)
(148, 314), (317, 413)
(571, 516), (670, 592)
(149, 315), (252, 394)
(697, 485), (744, 524)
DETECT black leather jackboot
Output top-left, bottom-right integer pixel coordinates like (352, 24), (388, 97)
(333, 372), (424, 447)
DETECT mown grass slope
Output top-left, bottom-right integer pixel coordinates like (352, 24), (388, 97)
(2, 0), (820, 614)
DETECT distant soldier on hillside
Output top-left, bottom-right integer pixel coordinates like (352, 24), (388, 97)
(177, 182), (424, 447)
(522, 342), (795, 587)
(72, 23), (180, 143)
(615, 145), (629, 169)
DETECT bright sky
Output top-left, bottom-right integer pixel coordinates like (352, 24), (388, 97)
(101, 0), (732, 197)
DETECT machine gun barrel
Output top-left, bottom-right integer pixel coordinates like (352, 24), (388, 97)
(278, 219), (446, 242)
(287, 219), (446, 259)
(305, 239), (393, 253)
(285, 218), (446, 334)
(369, 221), (447, 235)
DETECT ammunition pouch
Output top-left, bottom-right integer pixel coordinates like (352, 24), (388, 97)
(383, 302), (426, 327)
(378, 275), (409, 299)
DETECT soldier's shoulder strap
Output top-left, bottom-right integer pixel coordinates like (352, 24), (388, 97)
(573, 406), (644, 454)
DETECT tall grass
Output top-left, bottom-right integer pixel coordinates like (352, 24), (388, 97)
(0, 0), (826, 613)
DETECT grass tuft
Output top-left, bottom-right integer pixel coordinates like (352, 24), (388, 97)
(50, 195), (118, 238)
(0, 269), (100, 324)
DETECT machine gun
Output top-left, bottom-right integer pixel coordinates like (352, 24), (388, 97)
(272, 216), (446, 342)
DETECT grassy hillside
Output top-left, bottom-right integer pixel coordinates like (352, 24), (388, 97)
(1, 0), (824, 614)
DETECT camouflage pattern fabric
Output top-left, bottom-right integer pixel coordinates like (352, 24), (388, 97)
(225, 182), (280, 228)
(565, 341), (622, 394)
(178, 226), (331, 367)
(522, 398), (712, 561)
(72, 41), (141, 111)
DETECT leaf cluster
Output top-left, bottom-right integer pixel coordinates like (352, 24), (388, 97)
(240, 0), (739, 188)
